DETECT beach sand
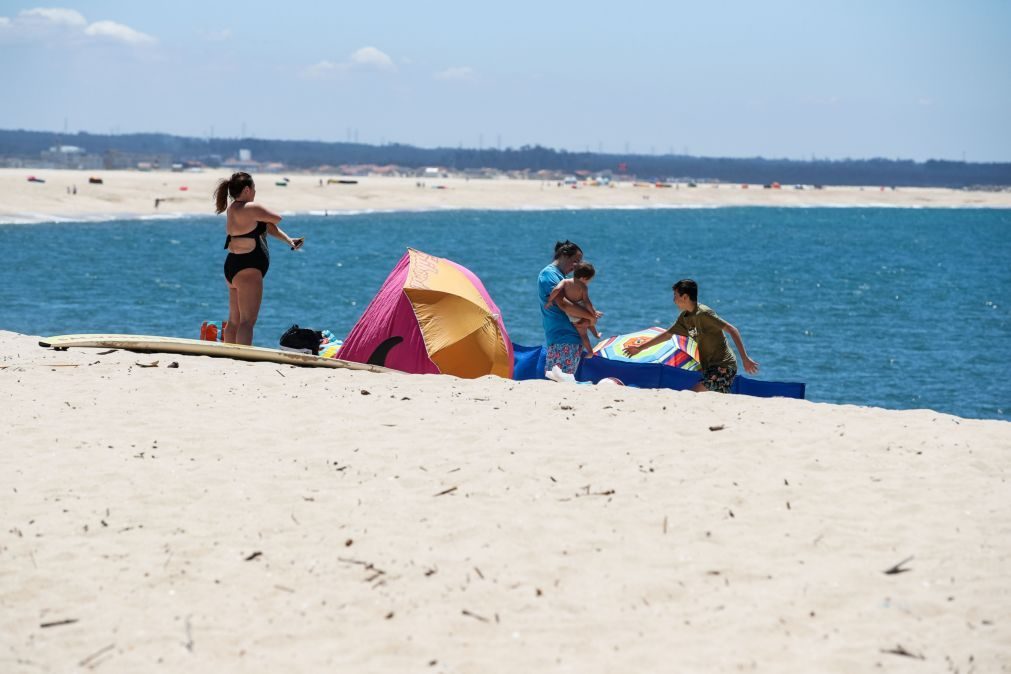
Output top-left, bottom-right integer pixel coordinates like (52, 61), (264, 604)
(2, 168), (1010, 223)
(1, 329), (1008, 672)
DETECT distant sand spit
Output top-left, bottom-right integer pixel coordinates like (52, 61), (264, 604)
(1, 330), (1008, 672)
(1, 168), (1009, 223)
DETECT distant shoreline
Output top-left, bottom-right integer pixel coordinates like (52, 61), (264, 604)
(2, 168), (1010, 225)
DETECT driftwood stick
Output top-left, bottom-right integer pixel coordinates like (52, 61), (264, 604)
(78, 643), (115, 668)
(883, 556), (914, 575)
(461, 609), (490, 623)
(40, 618), (78, 628)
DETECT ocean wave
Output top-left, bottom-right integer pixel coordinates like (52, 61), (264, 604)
(2, 202), (1006, 225)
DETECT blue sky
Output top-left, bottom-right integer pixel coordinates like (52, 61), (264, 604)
(1, 1), (1009, 161)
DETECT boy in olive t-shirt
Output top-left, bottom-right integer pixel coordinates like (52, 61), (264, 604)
(624, 279), (759, 393)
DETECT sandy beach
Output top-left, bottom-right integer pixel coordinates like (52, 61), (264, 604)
(2, 168), (1010, 223)
(1, 329), (1009, 672)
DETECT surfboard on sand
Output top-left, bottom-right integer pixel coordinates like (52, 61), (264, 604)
(39, 334), (397, 374)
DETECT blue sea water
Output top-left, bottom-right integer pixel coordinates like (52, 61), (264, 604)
(2, 207), (1009, 420)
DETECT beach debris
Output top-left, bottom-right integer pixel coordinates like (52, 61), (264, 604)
(880, 644), (925, 660)
(461, 609), (490, 623)
(78, 643), (115, 668)
(40, 618), (78, 628)
(345, 538), (354, 547)
(96, 349), (117, 355)
(360, 389), (371, 395)
(134, 360), (159, 368)
(883, 556), (914, 575)
(167, 362), (179, 369)
(663, 516), (668, 534)
(434, 486), (458, 497)
(275, 369), (286, 377)
(244, 551), (263, 561)
(709, 424), (725, 432)
(575, 485), (615, 498)
(338, 557), (387, 582)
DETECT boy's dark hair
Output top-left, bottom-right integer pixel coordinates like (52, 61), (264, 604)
(672, 279), (698, 302)
(553, 240), (582, 259)
(572, 262), (595, 279)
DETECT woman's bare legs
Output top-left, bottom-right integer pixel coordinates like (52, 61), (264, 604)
(224, 284), (240, 343)
(228, 269), (263, 345)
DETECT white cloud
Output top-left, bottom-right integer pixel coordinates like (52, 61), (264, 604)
(302, 47), (397, 79)
(19, 7), (86, 26)
(350, 46), (396, 71)
(84, 20), (155, 44)
(0, 8), (155, 45)
(302, 60), (346, 79)
(434, 66), (476, 81)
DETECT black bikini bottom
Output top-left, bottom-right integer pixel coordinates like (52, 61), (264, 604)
(224, 246), (269, 284)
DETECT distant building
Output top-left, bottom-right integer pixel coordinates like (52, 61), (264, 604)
(104, 150), (133, 170)
(221, 158), (262, 172)
(40, 145), (102, 170)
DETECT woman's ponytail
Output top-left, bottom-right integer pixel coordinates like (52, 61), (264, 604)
(213, 178), (230, 214)
(213, 172), (254, 214)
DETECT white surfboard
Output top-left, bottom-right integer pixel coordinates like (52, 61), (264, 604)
(39, 334), (397, 374)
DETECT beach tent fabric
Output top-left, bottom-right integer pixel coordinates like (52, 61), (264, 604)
(512, 342), (805, 399)
(340, 249), (514, 378)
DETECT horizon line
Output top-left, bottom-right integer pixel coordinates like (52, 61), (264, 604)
(4, 126), (1009, 167)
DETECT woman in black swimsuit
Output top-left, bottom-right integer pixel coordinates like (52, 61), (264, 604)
(214, 172), (304, 345)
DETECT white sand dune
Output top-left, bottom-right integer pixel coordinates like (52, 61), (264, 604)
(2, 168), (1010, 223)
(1, 330), (1008, 672)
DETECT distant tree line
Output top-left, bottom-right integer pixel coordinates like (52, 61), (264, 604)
(2, 128), (1009, 187)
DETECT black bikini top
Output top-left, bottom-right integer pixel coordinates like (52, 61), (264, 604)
(224, 221), (268, 249)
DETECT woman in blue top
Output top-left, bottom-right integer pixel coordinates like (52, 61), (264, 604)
(538, 240), (598, 376)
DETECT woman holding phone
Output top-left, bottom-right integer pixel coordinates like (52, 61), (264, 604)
(213, 172), (304, 345)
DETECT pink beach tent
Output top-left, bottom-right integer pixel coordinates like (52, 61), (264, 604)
(339, 248), (514, 378)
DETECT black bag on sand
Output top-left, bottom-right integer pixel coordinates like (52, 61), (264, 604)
(279, 324), (323, 355)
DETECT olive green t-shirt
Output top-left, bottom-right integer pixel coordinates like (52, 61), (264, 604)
(669, 304), (737, 370)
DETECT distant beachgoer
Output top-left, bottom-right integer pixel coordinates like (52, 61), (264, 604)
(624, 279), (759, 393)
(538, 240), (598, 376)
(72, 185), (77, 195)
(154, 198), (161, 209)
(544, 262), (601, 358)
(214, 171), (304, 346)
